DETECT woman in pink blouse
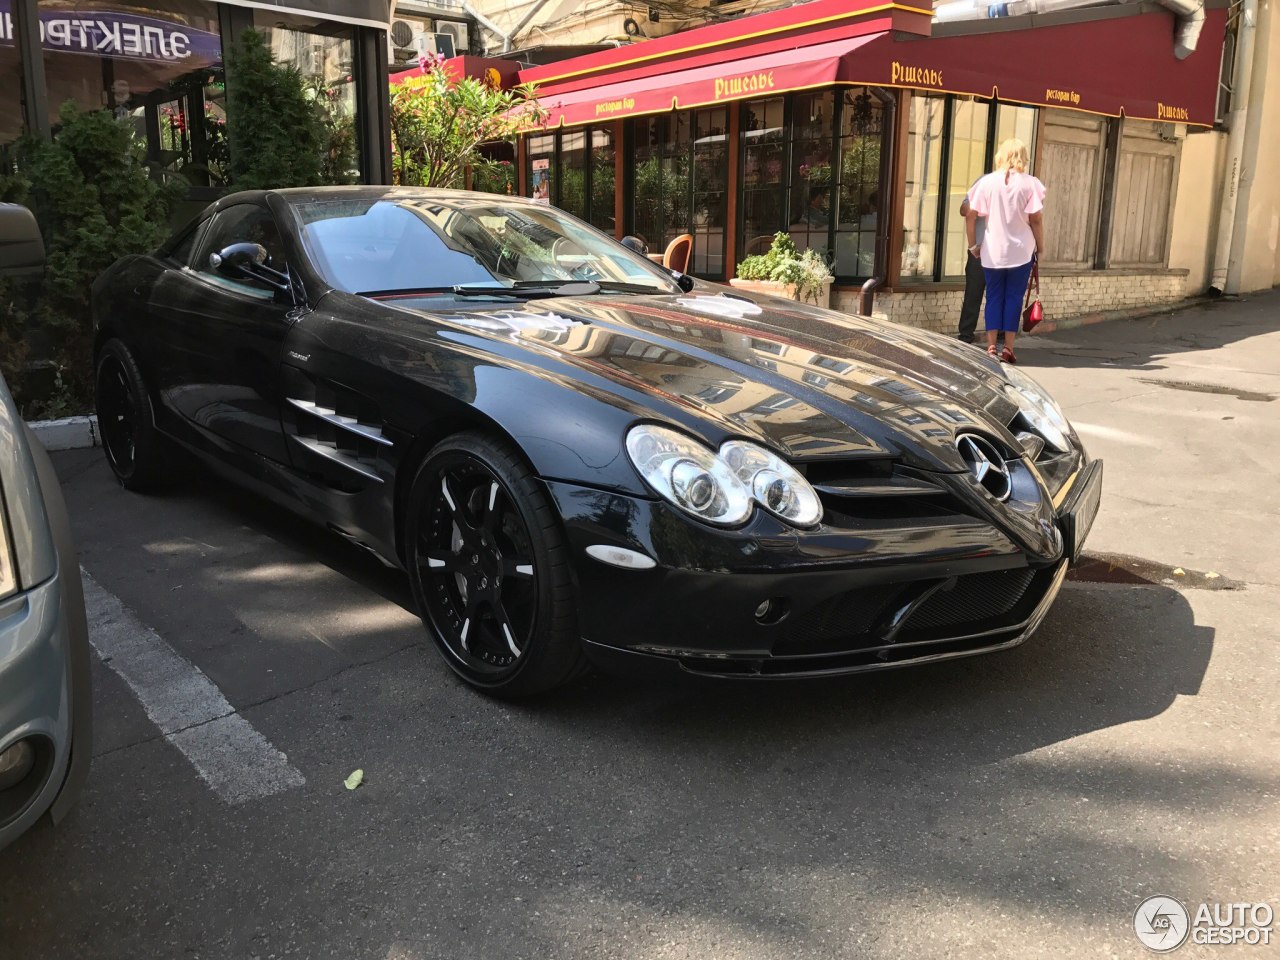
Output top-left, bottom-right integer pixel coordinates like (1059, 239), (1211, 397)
(965, 139), (1046, 364)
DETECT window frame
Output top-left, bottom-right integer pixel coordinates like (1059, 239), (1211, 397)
(627, 108), (729, 280)
(734, 88), (890, 285)
(191, 202), (288, 299)
(899, 94), (1039, 285)
(524, 124), (616, 231)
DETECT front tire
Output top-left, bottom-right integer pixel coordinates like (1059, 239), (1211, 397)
(405, 432), (585, 697)
(94, 339), (166, 491)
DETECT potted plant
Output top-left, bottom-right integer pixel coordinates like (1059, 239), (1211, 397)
(730, 232), (835, 308)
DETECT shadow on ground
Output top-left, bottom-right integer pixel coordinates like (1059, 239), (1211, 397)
(1, 431), (1245, 960)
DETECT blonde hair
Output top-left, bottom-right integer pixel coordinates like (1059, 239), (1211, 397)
(993, 138), (1030, 175)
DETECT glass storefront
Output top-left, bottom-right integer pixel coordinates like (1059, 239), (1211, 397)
(633, 108), (727, 277)
(902, 94), (1039, 282)
(38, 0), (226, 188)
(4, 1), (388, 206)
(741, 88), (886, 281)
(522, 125), (616, 232)
(251, 9), (359, 185)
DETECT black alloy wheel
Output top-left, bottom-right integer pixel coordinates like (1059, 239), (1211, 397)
(94, 339), (166, 491)
(405, 432), (585, 696)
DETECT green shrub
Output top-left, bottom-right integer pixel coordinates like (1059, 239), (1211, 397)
(226, 28), (327, 189)
(735, 232), (832, 305)
(0, 103), (184, 417)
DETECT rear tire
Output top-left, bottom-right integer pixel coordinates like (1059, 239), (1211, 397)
(94, 339), (166, 491)
(405, 431), (586, 697)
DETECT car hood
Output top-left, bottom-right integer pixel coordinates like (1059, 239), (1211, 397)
(403, 288), (1023, 475)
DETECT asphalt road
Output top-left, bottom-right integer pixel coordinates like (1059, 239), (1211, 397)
(2, 294), (1278, 959)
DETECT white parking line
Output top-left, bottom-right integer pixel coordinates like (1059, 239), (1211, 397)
(82, 571), (305, 804)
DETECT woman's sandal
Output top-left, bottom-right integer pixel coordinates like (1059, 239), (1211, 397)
(987, 345), (999, 358)
(1001, 347), (1017, 364)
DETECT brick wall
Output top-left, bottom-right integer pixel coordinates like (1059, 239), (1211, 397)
(832, 269), (1190, 333)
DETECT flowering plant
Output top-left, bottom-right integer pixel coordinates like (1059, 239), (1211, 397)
(391, 55), (546, 188)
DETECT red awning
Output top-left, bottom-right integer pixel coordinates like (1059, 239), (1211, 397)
(528, 7), (1227, 129)
(535, 34), (881, 128)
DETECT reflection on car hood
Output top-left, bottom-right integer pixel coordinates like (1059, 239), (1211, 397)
(402, 290), (1025, 473)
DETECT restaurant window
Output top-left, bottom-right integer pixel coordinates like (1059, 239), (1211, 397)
(251, 11), (359, 184)
(901, 94), (1040, 282)
(941, 99), (989, 278)
(524, 125), (616, 231)
(740, 97), (787, 258)
(527, 132), (555, 203)
(900, 94), (946, 281)
(788, 92), (836, 259)
(741, 89), (888, 281)
(834, 89), (885, 281)
(39, 0), (227, 188)
(559, 129), (587, 220)
(632, 108), (728, 278)
(589, 126), (616, 233)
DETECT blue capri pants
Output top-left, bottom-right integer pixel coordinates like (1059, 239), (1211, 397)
(983, 259), (1036, 333)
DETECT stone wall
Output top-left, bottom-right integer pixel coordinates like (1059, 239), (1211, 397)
(833, 269), (1190, 332)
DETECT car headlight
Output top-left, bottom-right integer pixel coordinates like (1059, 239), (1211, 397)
(1003, 366), (1071, 453)
(720, 439), (823, 527)
(625, 425), (752, 526)
(0, 492), (16, 601)
(625, 425), (823, 528)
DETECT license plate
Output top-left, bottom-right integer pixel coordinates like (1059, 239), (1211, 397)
(1062, 460), (1103, 564)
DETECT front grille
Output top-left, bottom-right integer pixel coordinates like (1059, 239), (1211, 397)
(775, 584), (905, 654)
(903, 567), (1038, 632)
(797, 459), (968, 525)
(771, 564), (1048, 658)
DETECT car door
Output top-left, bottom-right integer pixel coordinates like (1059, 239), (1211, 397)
(152, 202), (298, 465)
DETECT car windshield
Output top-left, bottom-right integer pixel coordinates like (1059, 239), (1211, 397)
(292, 195), (679, 297)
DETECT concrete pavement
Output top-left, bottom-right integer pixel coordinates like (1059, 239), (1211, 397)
(0, 292), (1277, 959)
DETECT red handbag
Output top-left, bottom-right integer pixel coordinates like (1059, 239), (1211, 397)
(1022, 260), (1043, 332)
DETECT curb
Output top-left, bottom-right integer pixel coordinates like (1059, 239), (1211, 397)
(28, 415), (100, 451)
(1030, 300), (1189, 336)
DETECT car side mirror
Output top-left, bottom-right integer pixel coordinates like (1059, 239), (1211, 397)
(210, 242), (292, 299)
(210, 241), (268, 274)
(0, 203), (45, 277)
(670, 270), (695, 293)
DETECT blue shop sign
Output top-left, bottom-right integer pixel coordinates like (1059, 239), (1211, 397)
(0, 4), (222, 64)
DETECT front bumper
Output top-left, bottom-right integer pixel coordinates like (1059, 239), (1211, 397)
(0, 573), (74, 848)
(546, 458), (1101, 679)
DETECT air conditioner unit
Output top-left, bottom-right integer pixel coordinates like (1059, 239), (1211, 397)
(436, 20), (468, 52)
(415, 32), (456, 59)
(390, 18), (417, 62)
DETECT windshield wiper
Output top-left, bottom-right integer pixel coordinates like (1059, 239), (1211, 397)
(359, 281), (602, 300)
(592, 281), (671, 295)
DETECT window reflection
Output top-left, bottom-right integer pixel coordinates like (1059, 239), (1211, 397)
(38, 0), (226, 187)
(252, 11), (359, 184)
(901, 94), (945, 280)
(942, 98), (989, 278)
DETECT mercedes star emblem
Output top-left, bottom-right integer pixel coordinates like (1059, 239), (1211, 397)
(956, 434), (1012, 501)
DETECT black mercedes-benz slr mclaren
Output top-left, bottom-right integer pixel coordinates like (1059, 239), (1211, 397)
(92, 186), (1102, 696)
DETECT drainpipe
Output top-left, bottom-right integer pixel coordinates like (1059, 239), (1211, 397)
(462, 0), (555, 54)
(1210, 0), (1257, 294)
(1157, 0), (1207, 59)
